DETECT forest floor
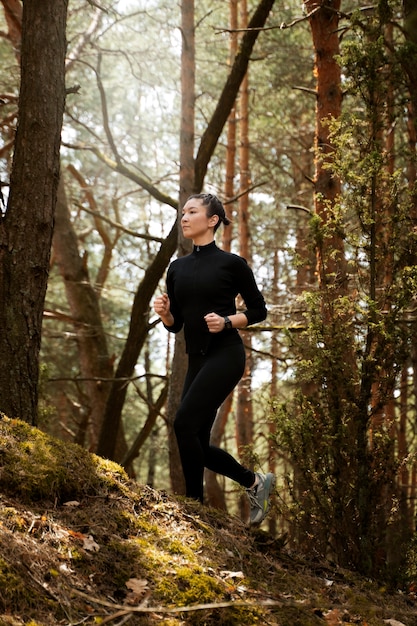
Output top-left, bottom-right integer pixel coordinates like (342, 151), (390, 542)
(0, 416), (416, 626)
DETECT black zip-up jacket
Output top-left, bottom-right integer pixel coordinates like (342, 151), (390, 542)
(165, 241), (267, 355)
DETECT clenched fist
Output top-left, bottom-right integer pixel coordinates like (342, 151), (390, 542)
(204, 312), (225, 334)
(154, 293), (174, 327)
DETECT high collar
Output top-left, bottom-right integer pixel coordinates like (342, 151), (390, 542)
(192, 240), (217, 255)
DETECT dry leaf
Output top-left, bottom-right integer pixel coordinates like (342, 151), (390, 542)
(125, 578), (149, 604)
(68, 529), (86, 540)
(384, 620), (407, 626)
(220, 570), (245, 580)
(126, 578), (149, 594)
(83, 535), (100, 552)
(324, 608), (341, 625)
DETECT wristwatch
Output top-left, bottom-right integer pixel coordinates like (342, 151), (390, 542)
(223, 316), (232, 330)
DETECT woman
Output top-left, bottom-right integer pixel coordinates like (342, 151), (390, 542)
(154, 193), (275, 525)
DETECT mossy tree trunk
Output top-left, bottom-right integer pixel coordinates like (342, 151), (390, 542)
(0, 0), (68, 424)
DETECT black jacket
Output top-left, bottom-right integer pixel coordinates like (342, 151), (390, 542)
(165, 241), (267, 355)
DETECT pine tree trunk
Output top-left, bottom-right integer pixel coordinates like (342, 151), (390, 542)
(205, 0), (239, 508)
(235, 0), (253, 522)
(0, 0), (68, 424)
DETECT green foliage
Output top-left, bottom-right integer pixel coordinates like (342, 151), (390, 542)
(3, 0), (417, 587)
(269, 0), (417, 580)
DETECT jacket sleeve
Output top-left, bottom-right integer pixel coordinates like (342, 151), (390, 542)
(235, 257), (267, 326)
(164, 263), (184, 333)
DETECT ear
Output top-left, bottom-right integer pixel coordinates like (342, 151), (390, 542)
(209, 214), (219, 228)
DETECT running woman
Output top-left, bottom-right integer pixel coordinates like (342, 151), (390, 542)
(154, 193), (275, 525)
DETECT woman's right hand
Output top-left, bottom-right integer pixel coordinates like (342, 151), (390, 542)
(153, 293), (174, 326)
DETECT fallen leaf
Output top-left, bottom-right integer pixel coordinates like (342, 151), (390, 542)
(126, 578), (149, 595)
(220, 570), (245, 580)
(83, 535), (100, 552)
(324, 608), (341, 625)
(125, 578), (149, 605)
(58, 563), (74, 574)
(68, 529), (86, 540)
(384, 620), (407, 626)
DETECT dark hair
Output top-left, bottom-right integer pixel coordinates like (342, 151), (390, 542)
(187, 193), (231, 232)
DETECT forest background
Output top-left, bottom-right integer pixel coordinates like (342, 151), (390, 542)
(1, 0), (417, 585)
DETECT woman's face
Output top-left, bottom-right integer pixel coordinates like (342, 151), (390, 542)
(181, 198), (218, 242)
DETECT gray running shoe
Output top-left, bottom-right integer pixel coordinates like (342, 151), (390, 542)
(246, 472), (276, 526)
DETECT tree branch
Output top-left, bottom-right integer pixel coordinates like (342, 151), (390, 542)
(194, 0), (276, 190)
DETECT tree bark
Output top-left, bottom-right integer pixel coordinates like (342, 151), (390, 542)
(305, 0), (345, 286)
(236, 0), (253, 522)
(96, 219), (178, 460)
(163, 0), (196, 496)
(0, 0), (68, 423)
(205, 394), (233, 510)
(53, 177), (114, 449)
(205, 0), (239, 507)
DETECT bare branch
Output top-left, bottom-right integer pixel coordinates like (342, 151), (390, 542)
(70, 587), (283, 616)
(76, 205), (165, 243)
(66, 6), (103, 71)
(287, 204), (312, 214)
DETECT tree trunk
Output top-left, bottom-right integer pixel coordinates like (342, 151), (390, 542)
(0, 0), (22, 60)
(164, 0), (195, 496)
(96, 219), (178, 460)
(304, 0), (357, 565)
(205, 0), (238, 508)
(235, 0), (253, 523)
(53, 177), (114, 449)
(221, 0), (238, 254)
(0, 0), (68, 424)
(205, 395), (233, 510)
(305, 0), (344, 286)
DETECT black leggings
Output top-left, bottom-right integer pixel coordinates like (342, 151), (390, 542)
(174, 342), (255, 502)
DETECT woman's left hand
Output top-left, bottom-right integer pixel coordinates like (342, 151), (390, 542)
(204, 312), (225, 334)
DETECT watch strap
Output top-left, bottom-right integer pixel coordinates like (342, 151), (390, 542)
(224, 316), (232, 330)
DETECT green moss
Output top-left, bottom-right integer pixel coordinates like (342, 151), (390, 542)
(116, 510), (162, 538)
(160, 537), (198, 558)
(1, 507), (28, 532)
(0, 558), (22, 596)
(0, 558), (51, 617)
(156, 564), (222, 605)
(0, 417), (128, 503)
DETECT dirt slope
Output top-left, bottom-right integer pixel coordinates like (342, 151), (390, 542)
(0, 416), (416, 626)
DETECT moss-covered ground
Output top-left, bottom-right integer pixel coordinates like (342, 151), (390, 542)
(0, 416), (416, 625)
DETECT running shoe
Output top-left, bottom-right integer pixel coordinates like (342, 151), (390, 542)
(246, 472), (276, 526)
